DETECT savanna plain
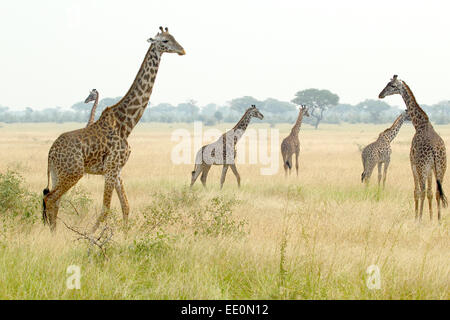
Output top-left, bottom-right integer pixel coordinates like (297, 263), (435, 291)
(0, 122), (448, 299)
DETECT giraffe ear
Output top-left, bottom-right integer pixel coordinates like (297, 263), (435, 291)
(147, 38), (155, 43)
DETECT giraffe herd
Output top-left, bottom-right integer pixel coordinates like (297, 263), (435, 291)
(41, 27), (447, 232)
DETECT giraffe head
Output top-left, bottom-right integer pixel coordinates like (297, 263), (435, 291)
(248, 105), (264, 120)
(378, 75), (402, 99)
(84, 89), (98, 103)
(147, 26), (185, 56)
(299, 105), (310, 117)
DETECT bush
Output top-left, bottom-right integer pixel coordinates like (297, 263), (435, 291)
(194, 196), (247, 237)
(0, 169), (39, 223)
(139, 189), (247, 238)
(59, 186), (93, 216)
(131, 232), (175, 258)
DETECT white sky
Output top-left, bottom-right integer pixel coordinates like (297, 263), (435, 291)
(1, 0), (449, 110)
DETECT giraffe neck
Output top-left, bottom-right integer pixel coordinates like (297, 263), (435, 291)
(399, 81), (429, 130)
(102, 44), (162, 137)
(381, 114), (405, 143)
(230, 110), (252, 143)
(87, 94), (99, 126)
(290, 111), (304, 136)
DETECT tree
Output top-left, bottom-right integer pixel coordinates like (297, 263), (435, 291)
(291, 89), (339, 129)
(214, 110), (223, 123)
(429, 100), (450, 125)
(71, 101), (91, 113)
(229, 96), (260, 114)
(201, 103), (219, 117)
(260, 98), (296, 114)
(97, 97), (122, 114)
(177, 99), (199, 122)
(356, 99), (392, 124)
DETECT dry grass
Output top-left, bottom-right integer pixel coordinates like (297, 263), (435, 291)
(0, 122), (448, 299)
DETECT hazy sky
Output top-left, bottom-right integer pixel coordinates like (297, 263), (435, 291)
(1, 0), (449, 110)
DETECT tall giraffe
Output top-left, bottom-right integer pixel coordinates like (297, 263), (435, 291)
(379, 75), (447, 221)
(190, 105), (264, 189)
(84, 89), (99, 127)
(43, 27), (185, 231)
(281, 105), (309, 177)
(361, 111), (410, 187)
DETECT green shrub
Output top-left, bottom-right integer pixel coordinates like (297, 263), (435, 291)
(131, 232), (174, 258)
(60, 186), (93, 216)
(140, 189), (247, 238)
(140, 189), (198, 231)
(194, 196), (247, 237)
(0, 169), (39, 223)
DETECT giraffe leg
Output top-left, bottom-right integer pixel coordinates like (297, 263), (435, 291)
(220, 165), (229, 189)
(427, 173), (433, 221)
(295, 152), (299, 177)
(382, 160), (390, 189)
(411, 164), (420, 220)
(200, 165), (211, 187)
(230, 164), (241, 188)
(417, 171), (427, 222)
(282, 152), (288, 177)
(363, 161), (376, 186)
(190, 164), (202, 187)
(91, 174), (116, 233)
(44, 174), (83, 231)
(377, 162), (382, 189)
(115, 176), (130, 226)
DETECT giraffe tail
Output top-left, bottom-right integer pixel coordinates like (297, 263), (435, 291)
(191, 164), (198, 176)
(42, 188), (50, 225)
(432, 151), (448, 208)
(42, 164), (51, 225)
(436, 180), (448, 208)
(285, 160), (291, 169)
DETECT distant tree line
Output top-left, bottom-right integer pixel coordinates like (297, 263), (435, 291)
(1, 89), (450, 128)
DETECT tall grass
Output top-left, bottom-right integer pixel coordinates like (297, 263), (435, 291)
(0, 122), (448, 299)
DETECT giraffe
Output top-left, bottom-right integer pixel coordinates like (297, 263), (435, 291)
(190, 105), (264, 189)
(379, 75), (447, 221)
(281, 105), (309, 177)
(84, 89), (99, 127)
(42, 27), (185, 231)
(361, 111), (410, 187)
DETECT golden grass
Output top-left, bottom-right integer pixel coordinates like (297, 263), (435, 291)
(0, 122), (448, 299)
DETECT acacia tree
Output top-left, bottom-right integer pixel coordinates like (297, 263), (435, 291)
(356, 99), (392, 124)
(291, 89), (339, 129)
(229, 96), (260, 113)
